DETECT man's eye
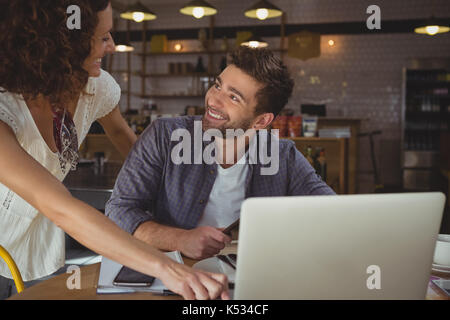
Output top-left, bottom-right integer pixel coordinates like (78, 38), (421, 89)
(214, 83), (220, 89)
(230, 95), (239, 102)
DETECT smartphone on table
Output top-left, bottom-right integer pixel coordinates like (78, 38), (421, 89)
(113, 266), (155, 287)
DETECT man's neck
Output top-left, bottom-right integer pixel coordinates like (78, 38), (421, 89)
(215, 132), (256, 168)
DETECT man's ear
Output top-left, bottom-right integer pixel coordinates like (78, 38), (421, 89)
(253, 113), (274, 130)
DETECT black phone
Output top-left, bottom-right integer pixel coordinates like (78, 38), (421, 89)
(113, 266), (155, 287)
(223, 219), (239, 236)
(432, 279), (450, 297)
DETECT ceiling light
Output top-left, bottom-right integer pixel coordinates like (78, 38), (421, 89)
(120, 1), (157, 22)
(113, 32), (134, 52)
(245, 0), (282, 20)
(241, 35), (268, 48)
(414, 17), (449, 36)
(180, 0), (217, 19)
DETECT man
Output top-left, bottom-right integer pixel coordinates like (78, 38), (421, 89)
(106, 46), (335, 260)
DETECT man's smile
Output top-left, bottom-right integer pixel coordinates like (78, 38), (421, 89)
(206, 106), (227, 121)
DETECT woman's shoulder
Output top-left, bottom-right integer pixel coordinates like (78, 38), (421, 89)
(92, 69), (120, 95)
(0, 89), (25, 134)
(86, 69), (121, 120)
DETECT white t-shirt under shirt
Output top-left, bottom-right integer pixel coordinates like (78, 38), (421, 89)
(197, 155), (248, 228)
(0, 69), (120, 281)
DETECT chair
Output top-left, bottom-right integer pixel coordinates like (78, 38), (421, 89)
(0, 245), (25, 293)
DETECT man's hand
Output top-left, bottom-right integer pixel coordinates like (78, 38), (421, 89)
(178, 226), (232, 259)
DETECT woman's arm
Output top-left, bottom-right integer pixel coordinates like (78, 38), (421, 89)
(97, 106), (137, 158)
(0, 122), (228, 300)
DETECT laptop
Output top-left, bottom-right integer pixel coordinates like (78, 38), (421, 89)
(234, 192), (445, 299)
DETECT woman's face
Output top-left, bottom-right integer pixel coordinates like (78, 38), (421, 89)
(82, 3), (115, 77)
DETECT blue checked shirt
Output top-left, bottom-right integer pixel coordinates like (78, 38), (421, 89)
(105, 116), (335, 234)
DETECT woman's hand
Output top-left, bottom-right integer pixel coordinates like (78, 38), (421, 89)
(158, 259), (230, 300)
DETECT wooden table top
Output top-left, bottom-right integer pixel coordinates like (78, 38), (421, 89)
(9, 243), (450, 300)
(9, 245), (237, 300)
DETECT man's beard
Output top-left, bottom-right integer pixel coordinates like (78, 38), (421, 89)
(201, 115), (253, 138)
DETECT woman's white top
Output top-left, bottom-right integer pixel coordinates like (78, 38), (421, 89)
(0, 70), (120, 281)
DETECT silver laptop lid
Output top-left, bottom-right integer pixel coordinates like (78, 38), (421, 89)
(234, 192), (445, 299)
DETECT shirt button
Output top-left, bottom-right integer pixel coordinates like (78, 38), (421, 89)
(199, 200), (205, 204)
(210, 170), (214, 174)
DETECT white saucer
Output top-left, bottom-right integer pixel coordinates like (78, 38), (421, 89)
(192, 257), (236, 283)
(432, 263), (450, 271)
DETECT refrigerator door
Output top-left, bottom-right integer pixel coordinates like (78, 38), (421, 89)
(403, 151), (439, 168)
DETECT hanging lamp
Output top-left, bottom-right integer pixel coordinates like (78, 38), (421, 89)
(180, 0), (217, 19)
(244, 0), (282, 20)
(241, 35), (268, 48)
(414, 16), (449, 36)
(113, 32), (134, 52)
(120, 1), (156, 22)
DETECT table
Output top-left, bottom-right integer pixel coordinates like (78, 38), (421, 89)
(8, 244), (449, 300)
(8, 245), (237, 300)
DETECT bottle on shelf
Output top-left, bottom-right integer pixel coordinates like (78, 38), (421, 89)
(305, 145), (314, 167)
(195, 57), (206, 73)
(130, 118), (137, 134)
(136, 118), (145, 135)
(220, 37), (229, 52)
(316, 148), (327, 181)
(220, 56), (227, 72)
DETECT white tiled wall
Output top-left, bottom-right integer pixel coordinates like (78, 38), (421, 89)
(110, 0), (450, 192)
(114, 0), (450, 29)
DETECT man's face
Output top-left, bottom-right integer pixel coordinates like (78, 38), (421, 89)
(202, 65), (263, 135)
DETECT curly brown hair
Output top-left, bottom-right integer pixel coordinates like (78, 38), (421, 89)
(229, 46), (294, 118)
(0, 0), (110, 108)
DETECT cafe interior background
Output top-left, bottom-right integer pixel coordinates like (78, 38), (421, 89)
(67, 0), (450, 265)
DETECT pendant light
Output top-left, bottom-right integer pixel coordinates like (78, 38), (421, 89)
(120, 1), (156, 22)
(244, 0), (282, 20)
(414, 17), (449, 36)
(241, 35), (268, 48)
(113, 32), (134, 52)
(180, 0), (217, 19)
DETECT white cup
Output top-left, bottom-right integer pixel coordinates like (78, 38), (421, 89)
(433, 234), (450, 266)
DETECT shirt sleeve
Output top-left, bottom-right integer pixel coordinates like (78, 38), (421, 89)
(93, 70), (121, 120)
(105, 118), (168, 234)
(286, 141), (336, 196)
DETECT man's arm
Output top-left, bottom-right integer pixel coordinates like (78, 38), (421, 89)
(286, 142), (336, 195)
(135, 221), (231, 259)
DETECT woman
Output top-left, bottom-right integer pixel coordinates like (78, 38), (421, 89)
(0, 0), (228, 300)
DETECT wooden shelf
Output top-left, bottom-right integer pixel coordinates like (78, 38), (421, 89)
(122, 91), (203, 99)
(407, 80), (450, 87)
(111, 70), (211, 77)
(135, 48), (287, 57)
(136, 72), (211, 78)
